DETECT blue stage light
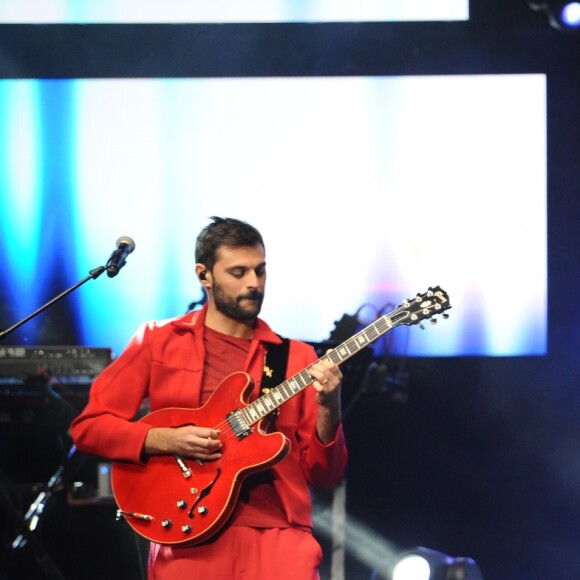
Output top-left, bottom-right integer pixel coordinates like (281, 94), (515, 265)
(561, 1), (580, 27)
(530, 0), (580, 30)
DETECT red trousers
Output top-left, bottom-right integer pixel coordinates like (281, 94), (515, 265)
(149, 526), (322, 579)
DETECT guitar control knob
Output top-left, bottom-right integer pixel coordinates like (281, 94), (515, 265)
(182, 525), (192, 534)
(177, 500), (188, 510)
(161, 520), (173, 529)
(197, 506), (209, 516)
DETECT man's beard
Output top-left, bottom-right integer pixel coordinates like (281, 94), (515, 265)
(213, 282), (264, 321)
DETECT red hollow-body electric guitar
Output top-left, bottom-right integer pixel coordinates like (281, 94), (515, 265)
(111, 286), (450, 547)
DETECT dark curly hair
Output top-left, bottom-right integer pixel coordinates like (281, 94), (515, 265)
(195, 216), (265, 272)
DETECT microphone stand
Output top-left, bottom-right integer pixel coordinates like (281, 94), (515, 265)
(0, 467), (67, 580)
(0, 266), (105, 342)
(0, 264), (108, 579)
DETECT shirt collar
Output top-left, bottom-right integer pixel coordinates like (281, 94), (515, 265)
(171, 303), (282, 344)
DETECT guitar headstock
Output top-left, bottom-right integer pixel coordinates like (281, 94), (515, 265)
(396, 286), (451, 327)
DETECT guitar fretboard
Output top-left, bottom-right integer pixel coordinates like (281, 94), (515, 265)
(239, 308), (407, 427)
(237, 285), (449, 429)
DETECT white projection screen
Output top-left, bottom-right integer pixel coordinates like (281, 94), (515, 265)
(0, 0), (469, 24)
(0, 74), (547, 358)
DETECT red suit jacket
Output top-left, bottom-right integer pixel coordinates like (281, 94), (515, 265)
(70, 305), (348, 530)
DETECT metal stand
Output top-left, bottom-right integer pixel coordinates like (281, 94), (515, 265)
(0, 263), (115, 578)
(329, 360), (409, 580)
(0, 467), (67, 580)
(0, 381), (86, 579)
(0, 266), (105, 342)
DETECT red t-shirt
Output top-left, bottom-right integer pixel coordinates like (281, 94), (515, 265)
(202, 326), (290, 528)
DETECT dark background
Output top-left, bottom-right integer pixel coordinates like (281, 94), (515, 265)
(1, 1), (580, 578)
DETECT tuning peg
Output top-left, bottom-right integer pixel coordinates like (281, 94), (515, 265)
(442, 313), (450, 319)
(419, 323), (425, 330)
(430, 319), (437, 325)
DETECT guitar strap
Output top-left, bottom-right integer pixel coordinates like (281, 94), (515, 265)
(261, 335), (290, 396)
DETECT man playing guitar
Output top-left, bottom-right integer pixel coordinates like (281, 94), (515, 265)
(70, 216), (348, 579)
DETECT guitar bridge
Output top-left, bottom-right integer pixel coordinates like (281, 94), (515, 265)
(226, 410), (251, 440)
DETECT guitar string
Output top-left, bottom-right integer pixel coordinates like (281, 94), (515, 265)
(205, 291), (446, 445)
(208, 324), (383, 443)
(208, 370), (321, 444)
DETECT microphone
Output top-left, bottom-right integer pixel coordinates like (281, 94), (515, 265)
(106, 236), (136, 278)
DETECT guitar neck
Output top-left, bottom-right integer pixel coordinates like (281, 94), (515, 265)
(240, 303), (413, 427)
